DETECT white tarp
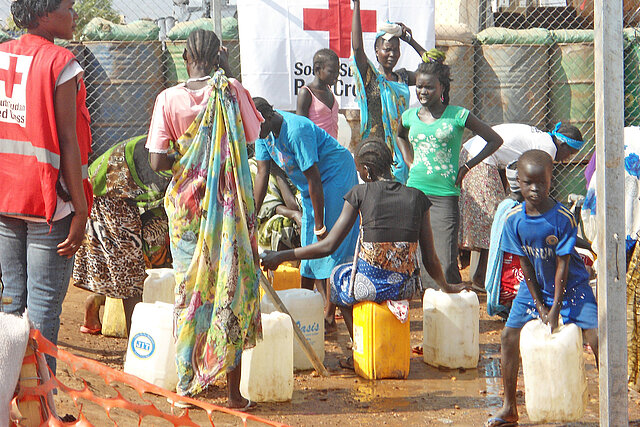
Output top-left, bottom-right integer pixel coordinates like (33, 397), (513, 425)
(238, 0), (435, 110)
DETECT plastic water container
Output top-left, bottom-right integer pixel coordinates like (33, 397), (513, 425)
(353, 301), (410, 380)
(124, 302), (178, 391)
(261, 288), (324, 371)
(101, 297), (127, 338)
(240, 312), (293, 402)
(520, 319), (587, 423)
(423, 289), (479, 369)
(260, 264), (301, 299)
(269, 264), (301, 291)
(142, 268), (175, 305)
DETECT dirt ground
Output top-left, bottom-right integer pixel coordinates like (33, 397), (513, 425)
(52, 273), (640, 427)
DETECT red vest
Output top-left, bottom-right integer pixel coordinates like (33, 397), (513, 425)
(0, 34), (92, 222)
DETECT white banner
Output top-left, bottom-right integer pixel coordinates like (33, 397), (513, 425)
(238, 0), (435, 110)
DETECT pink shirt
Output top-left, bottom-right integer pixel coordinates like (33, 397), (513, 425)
(304, 86), (339, 139)
(147, 78), (263, 153)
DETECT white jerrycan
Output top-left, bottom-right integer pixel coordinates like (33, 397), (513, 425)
(142, 268), (175, 305)
(520, 319), (588, 423)
(124, 302), (178, 391)
(261, 288), (324, 370)
(240, 311), (294, 402)
(423, 289), (479, 369)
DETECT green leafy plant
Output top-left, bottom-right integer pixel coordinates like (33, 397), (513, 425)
(74, 0), (122, 36)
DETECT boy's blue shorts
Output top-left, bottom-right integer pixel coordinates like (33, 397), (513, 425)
(505, 283), (598, 330)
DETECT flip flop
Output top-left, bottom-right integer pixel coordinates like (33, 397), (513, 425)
(228, 399), (256, 412)
(484, 416), (518, 427)
(80, 325), (101, 335)
(167, 397), (195, 409)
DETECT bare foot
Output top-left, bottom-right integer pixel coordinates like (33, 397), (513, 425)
(83, 294), (105, 331)
(325, 318), (337, 334)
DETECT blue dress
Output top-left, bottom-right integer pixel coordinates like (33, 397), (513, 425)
(255, 111), (359, 279)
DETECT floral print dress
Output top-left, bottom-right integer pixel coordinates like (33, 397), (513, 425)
(164, 71), (261, 396)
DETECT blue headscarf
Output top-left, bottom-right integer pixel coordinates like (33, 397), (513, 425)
(550, 122), (584, 150)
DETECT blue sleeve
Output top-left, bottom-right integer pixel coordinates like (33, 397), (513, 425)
(290, 121), (319, 172)
(255, 138), (271, 162)
(500, 215), (525, 256)
(556, 209), (578, 257)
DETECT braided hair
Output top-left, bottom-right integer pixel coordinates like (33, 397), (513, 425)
(11, 0), (62, 29)
(416, 49), (452, 105)
(355, 138), (394, 180)
(184, 29), (221, 75)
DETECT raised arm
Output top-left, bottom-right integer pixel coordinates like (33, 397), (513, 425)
(351, 0), (369, 80)
(261, 201), (359, 269)
(397, 23), (427, 86)
(396, 122), (413, 167)
(455, 114), (503, 187)
(253, 159), (271, 214)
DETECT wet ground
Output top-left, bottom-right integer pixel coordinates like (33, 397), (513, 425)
(52, 278), (640, 426)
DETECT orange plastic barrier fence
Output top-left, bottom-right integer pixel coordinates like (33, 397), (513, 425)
(11, 329), (290, 427)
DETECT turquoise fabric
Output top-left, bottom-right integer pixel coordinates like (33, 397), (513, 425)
(255, 111), (359, 279)
(351, 59), (410, 184)
(485, 198), (519, 317)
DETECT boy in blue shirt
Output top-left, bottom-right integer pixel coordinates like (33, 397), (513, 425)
(485, 150), (598, 427)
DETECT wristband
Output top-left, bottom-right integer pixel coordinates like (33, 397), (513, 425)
(314, 225), (327, 236)
(463, 163), (471, 172)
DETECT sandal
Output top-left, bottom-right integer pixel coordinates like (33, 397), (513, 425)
(80, 325), (101, 335)
(167, 397), (195, 409)
(484, 416), (518, 427)
(339, 356), (354, 371)
(227, 399), (257, 412)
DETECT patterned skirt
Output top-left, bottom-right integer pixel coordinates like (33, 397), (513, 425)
(73, 197), (170, 299)
(459, 149), (506, 251)
(628, 242), (640, 391)
(330, 241), (421, 306)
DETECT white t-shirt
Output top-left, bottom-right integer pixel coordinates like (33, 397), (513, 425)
(463, 123), (557, 168)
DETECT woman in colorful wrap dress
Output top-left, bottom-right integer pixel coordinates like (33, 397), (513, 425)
(147, 29), (263, 408)
(351, 0), (427, 184)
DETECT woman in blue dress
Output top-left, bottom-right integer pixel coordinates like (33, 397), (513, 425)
(252, 97), (359, 331)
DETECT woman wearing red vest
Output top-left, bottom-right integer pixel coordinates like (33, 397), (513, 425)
(0, 0), (92, 374)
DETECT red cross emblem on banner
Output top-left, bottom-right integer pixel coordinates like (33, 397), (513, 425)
(303, 0), (377, 58)
(0, 56), (23, 99)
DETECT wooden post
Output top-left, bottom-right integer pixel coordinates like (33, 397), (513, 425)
(16, 340), (45, 426)
(212, 0), (223, 40)
(259, 273), (330, 377)
(594, 0), (628, 425)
